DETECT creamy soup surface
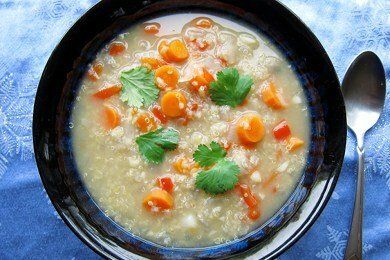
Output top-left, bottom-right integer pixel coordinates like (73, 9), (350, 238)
(71, 13), (310, 247)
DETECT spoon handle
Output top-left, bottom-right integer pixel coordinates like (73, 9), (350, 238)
(345, 140), (364, 260)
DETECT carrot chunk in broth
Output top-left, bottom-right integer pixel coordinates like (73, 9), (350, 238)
(167, 40), (189, 62)
(103, 106), (120, 130)
(273, 120), (291, 141)
(161, 91), (187, 118)
(143, 22), (160, 34)
(189, 68), (215, 95)
(261, 82), (285, 110)
(87, 63), (104, 82)
(237, 114), (265, 145)
(109, 42), (126, 56)
(135, 113), (157, 133)
(157, 177), (174, 193)
(173, 158), (199, 174)
(238, 184), (259, 208)
(195, 18), (213, 29)
(92, 85), (122, 99)
(155, 65), (179, 90)
(141, 57), (165, 70)
(151, 105), (168, 124)
(143, 189), (174, 211)
(247, 208), (260, 220)
(287, 137), (304, 152)
(158, 40), (171, 62)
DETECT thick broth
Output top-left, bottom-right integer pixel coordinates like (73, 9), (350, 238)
(71, 13), (310, 247)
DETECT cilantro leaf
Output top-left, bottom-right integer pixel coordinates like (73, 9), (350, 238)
(209, 68), (253, 107)
(120, 66), (159, 108)
(193, 141), (227, 167)
(195, 159), (240, 195)
(135, 128), (179, 164)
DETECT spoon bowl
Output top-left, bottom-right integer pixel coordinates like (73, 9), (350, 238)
(342, 51), (386, 138)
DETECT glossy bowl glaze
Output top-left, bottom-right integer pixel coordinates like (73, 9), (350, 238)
(33, 0), (346, 259)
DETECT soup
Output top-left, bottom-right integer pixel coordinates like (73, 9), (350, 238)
(71, 13), (310, 247)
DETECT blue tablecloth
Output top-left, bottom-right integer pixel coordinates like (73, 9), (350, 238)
(0, 0), (388, 259)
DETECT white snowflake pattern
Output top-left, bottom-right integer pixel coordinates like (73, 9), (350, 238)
(316, 225), (373, 260)
(365, 127), (390, 188)
(0, 72), (35, 178)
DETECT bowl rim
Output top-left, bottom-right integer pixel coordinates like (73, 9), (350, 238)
(33, 0), (346, 259)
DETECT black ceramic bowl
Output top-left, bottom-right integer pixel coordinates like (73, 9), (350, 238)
(33, 0), (346, 259)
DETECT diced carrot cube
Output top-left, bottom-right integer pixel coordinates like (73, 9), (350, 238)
(157, 177), (174, 193)
(109, 42), (126, 56)
(287, 137), (304, 152)
(143, 189), (174, 211)
(272, 120), (291, 141)
(151, 105), (168, 124)
(261, 82), (285, 110)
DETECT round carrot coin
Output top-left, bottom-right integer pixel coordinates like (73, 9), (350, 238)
(161, 91), (187, 117)
(155, 65), (179, 90)
(167, 40), (189, 62)
(237, 114), (265, 144)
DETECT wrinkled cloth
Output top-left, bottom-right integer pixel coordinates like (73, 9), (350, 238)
(0, 0), (388, 259)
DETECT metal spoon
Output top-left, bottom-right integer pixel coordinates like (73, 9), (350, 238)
(342, 51), (386, 260)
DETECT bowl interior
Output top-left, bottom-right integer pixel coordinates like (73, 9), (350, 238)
(33, 0), (346, 259)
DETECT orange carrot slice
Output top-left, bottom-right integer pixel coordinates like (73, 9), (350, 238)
(109, 42), (126, 56)
(167, 40), (189, 62)
(92, 85), (122, 99)
(158, 40), (171, 62)
(237, 114), (265, 145)
(261, 82), (285, 110)
(141, 57), (165, 70)
(287, 137), (304, 152)
(87, 63), (104, 82)
(155, 65), (179, 90)
(189, 68), (215, 94)
(161, 91), (187, 117)
(151, 105), (168, 124)
(143, 189), (174, 211)
(195, 18), (213, 29)
(143, 23), (160, 34)
(202, 68), (215, 83)
(135, 113), (157, 133)
(157, 177), (174, 193)
(103, 106), (120, 130)
(247, 207), (260, 220)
